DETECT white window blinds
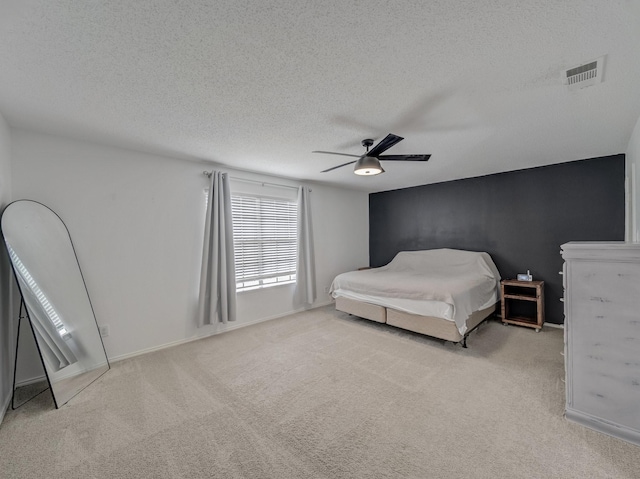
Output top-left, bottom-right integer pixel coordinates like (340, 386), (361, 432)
(231, 194), (297, 291)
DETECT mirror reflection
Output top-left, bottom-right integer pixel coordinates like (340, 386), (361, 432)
(2, 200), (109, 408)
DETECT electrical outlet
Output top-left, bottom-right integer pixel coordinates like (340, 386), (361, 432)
(99, 325), (110, 338)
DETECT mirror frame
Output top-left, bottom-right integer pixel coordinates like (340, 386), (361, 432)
(1, 200), (110, 408)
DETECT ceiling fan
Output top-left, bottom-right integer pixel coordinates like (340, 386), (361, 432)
(313, 133), (431, 176)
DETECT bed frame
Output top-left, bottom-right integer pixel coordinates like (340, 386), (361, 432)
(335, 296), (497, 347)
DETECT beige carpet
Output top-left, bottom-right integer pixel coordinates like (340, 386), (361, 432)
(1, 306), (639, 478)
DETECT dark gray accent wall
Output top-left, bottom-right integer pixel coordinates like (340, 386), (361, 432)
(369, 155), (625, 324)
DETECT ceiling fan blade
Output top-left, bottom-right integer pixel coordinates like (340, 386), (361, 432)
(321, 160), (357, 173)
(312, 151), (361, 158)
(378, 154), (431, 162)
(367, 133), (404, 157)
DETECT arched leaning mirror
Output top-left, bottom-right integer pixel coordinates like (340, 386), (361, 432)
(1, 200), (109, 408)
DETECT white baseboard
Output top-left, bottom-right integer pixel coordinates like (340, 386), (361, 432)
(0, 390), (11, 425)
(544, 322), (564, 329)
(15, 375), (47, 388)
(110, 301), (333, 363)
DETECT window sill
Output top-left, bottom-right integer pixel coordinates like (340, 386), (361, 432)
(237, 281), (296, 294)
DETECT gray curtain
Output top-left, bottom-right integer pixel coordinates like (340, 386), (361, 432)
(294, 186), (316, 306)
(198, 171), (237, 326)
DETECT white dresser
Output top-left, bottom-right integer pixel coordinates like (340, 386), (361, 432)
(561, 242), (640, 446)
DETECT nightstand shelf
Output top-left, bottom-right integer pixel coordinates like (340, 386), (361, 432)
(500, 279), (545, 331)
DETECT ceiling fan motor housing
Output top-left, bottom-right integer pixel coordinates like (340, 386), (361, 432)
(354, 155), (384, 175)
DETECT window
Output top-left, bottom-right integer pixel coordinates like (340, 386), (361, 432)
(231, 194), (297, 291)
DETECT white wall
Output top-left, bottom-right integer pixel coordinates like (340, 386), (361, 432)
(627, 114), (640, 241)
(10, 129), (369, 362)
(0, 111), (13, 420)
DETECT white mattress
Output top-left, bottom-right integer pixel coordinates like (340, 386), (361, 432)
(330, 249), (501, 335)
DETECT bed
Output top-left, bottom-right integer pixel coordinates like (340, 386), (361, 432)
(329, 249), (501, 346)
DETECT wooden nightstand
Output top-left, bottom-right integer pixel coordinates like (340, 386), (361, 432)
(500, 279), (545, 332)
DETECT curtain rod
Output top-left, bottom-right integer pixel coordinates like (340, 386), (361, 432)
(202, 171), (303, 191)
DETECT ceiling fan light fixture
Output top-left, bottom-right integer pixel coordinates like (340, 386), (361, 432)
(354, 156), (384, 176)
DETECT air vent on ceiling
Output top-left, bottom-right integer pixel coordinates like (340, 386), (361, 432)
(563, 56), (604, 90)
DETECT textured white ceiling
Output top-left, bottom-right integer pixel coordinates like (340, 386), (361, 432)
(1, 1), (639, 192)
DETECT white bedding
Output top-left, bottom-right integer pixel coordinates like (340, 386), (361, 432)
(330, 249), (501, 334)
